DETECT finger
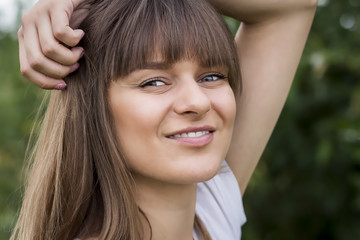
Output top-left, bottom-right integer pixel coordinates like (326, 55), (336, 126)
(38, 14), (84, 66)
(70, 6), (92, 29)
(51, 10), (85, 47)
(22, 22), (78, 79)
(18, 29), (67, 90)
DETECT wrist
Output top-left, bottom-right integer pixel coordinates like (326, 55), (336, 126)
(208, 0), (318, 23)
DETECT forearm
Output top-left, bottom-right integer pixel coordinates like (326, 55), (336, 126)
(225, 4), (318, 194)
(208, 0), (318, 23)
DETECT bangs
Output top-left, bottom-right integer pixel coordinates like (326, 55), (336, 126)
(83, 0), (241, 92)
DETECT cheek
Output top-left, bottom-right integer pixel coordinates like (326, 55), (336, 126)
(210, 87), (236, 162)
(109, 92), (169, 164)
(209, 86), (237, 126)
(110, 93), (169, 136)
(110, 101), (150, 168)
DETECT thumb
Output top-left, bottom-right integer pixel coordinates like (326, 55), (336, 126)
(51, 9), (85, 47)
(51, 0), (91, 47)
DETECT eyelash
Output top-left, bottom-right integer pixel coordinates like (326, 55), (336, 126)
(139, 78), (166, 88)
(139, 73), (227, 88)
(198, 73), (227, 83)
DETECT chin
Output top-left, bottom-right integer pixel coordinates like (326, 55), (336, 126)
(174, 157), (223, 184)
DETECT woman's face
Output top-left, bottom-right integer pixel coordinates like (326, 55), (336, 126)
(108, 59), (236, 184)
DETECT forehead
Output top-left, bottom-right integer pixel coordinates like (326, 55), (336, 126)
(115, 22), (234, 77)
(126, 42), (230, 71)
(95, 0), (240, 90)
(127, 58), (229, 75)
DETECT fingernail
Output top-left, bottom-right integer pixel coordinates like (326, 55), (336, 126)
(75, 29), (85, 38)
(71, 63), (80, 72)
(55, 83), (67, 90)
(80, 50), (85, 58)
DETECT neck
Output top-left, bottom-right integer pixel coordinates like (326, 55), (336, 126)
(134, 174), (197, 240)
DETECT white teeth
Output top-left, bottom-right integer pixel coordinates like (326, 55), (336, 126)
(188, 132), (196, 137)
(169, 131), (210, 138)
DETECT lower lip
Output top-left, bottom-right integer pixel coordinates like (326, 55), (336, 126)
(167, 132), (214, 147)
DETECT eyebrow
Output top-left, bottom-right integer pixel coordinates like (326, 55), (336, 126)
(131, 62), (173, 72)
(128, 61), (228, 74)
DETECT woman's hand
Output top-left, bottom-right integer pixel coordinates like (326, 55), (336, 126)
(18, 0), (93, 89)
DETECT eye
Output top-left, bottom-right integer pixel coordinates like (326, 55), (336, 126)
(139, 79), (166, 88)
(198, 73), (227, 83)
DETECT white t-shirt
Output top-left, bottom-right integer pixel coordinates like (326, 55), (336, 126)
(194, 161), (247, 240)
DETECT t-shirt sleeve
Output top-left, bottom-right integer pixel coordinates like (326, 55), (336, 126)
(195, 160), (247, 240)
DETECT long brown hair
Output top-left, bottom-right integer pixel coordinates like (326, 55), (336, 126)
(11, 0), (241, 239)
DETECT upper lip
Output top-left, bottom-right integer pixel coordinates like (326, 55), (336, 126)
(166, 125), (215, 137)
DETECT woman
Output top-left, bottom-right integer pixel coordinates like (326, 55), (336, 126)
(14, 0), (318, 239)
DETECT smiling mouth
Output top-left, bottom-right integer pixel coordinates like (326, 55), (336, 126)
(167, 130), (213, 139)
(166, 127), (215, 147)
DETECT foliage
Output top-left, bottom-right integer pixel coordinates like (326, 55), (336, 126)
(242, 1), (360, 239)
(0, 33), (43, 239)
(0, 1), (359, 240)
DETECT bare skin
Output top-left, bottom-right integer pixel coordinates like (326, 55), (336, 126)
(108, 60), (235, 239)
(221, 0), (319, 194)
(18, 0), (318, 239)
(18, 0), (93, 89)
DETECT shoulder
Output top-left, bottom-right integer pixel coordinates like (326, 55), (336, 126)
(195, 160), (247, 239)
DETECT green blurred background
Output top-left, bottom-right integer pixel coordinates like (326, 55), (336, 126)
(0, 0), (359, 239)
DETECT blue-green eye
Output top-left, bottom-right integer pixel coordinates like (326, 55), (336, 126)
(199, 73), (227, 83)
(140, 79), (166, 88)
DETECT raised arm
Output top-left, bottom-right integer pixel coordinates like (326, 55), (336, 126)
(208, 0), (318, 195)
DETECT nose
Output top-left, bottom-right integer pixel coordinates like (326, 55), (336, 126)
(173, 78), (211, 118)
